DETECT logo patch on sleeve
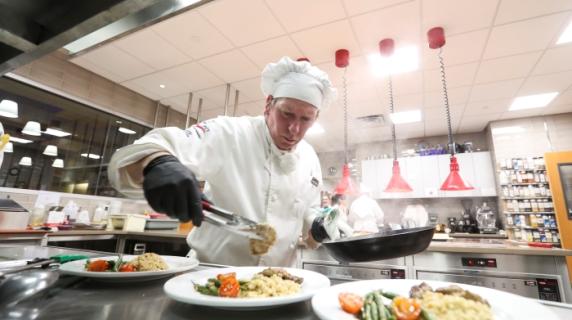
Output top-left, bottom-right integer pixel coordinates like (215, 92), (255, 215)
(311, 177), (319, 187)
(184, 122), (210, 139)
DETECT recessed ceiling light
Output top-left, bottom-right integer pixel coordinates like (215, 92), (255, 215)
(159, 84), (166, 89)
(492, 126), (525, 135)
(389, 110), (422, 124)
(557, 20), (572, 45)
(44, 128), (72, 137)
(368, 46), (419, 77)
(306, 123), (325, 135)
(118, 127), (136, 135)
(509, 92), (558, 111)
(9, 136), (33, 144)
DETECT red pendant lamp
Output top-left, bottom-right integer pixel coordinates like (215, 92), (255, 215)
(333, 49), (358, 196)
(379, 39), (413, 193)
(427, 27), (473, 191)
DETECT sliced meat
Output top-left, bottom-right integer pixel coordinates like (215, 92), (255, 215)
(410, 282), (433, 299)
(260, 267), (304, 284)
(435, 285), (490, 306)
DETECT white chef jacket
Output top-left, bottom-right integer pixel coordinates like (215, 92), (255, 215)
(108, 116), (322, 267)
(348, 195), (384, 233)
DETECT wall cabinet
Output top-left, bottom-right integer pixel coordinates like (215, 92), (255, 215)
(362, 152), (497, 199)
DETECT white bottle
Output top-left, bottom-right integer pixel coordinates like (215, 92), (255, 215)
(93, 206), (105, 224)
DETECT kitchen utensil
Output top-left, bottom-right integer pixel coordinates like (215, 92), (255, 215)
(321, 226), (435, 263)
(0, 254), (90, 275)
(201, 201), (264, 240)
(0, 269), (58, 307)
(0, 198), (30, 230)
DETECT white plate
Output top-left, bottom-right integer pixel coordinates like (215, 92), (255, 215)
(163, 267), (330, 309)
(312, 279), (560, 320)
(58, 255), (199, 281)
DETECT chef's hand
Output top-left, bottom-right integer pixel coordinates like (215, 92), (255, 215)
(310, 206), (353, 242)
(143, 155), (203, 226)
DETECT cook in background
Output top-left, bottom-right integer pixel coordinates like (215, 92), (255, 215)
(401, 202), (429, 228)
(348, 185), (384, 233)
(320, 192), (332, 208)
(330, 194), (349, 222)
(108, 57), (346, 267)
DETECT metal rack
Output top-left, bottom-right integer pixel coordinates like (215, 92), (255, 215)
(498, 157), (560, 247)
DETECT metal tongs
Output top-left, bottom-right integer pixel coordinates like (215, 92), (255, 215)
(201, 201), (264, 240)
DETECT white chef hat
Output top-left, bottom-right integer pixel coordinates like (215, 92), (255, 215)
(261, 57), (336, 109)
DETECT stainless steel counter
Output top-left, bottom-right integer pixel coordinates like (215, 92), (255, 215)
(0, 245), (317, 320)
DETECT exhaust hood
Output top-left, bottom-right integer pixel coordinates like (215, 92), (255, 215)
(0, 0), (208, 75)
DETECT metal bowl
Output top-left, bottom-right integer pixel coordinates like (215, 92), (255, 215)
(321, 226), (435, 263)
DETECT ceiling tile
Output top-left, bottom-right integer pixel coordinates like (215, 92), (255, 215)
(499, 108), (544, 119)
(71, 56), (125, 84)
(152, 10), (234, 60)
(113, 28), (190, 70)
(458, 113), (502, 132)
(518, 70), (572, 95)
(163, 94), (190, 114)
(393, 93), (424, 109)
(200, 107), (226, 120)
(232, 77), (265, 103)
(543, 104), (572, 115)
(422, 0), (499, 35)
(122, 72), (188, 99)
(388, 71), (423, 95)
(121, 81), (161, 100)
(469, 78), (524, 102)
(161, 61), (225, 92)
(483, 13), (569, 59)
(350, 1), (420, 53)
(424, 63), (479, 91)
(532, 45), (572, 75)
(317, 55), (376, 87)
(238, 100), (265, 116)
(475, 51), (542, 84)
(291, 20), (361, 64)
(198, 0), (285, 47)
(551, 88), (572, 106)
(342, 0), (413, 16)
(464, 99), (511, 115)
(495, 0), (572, 25)
(422, 29), (489, 69)
(266, 0), (346, 32)
(199, 50), (261, 83)
(71, 44), (154, 82)
(424, 86), (471, 107)
(241, 36), (303, 68)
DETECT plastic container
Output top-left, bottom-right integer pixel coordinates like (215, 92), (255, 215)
(110, 214), (146, 232)
(145, 218), (179, 230)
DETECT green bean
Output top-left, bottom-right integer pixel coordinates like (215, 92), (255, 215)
(421, 308), (437, 320)
(379, 291), (399, 300)
(369, 299), (379, 320)
(373, 293), (386, 320)
(362, 303), (371, 320)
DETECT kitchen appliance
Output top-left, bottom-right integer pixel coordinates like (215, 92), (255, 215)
(414, 251), (572, 302)
(321, 226), (435, 263)
(303, 261), (407, 285)
(0, 199), (30, 230)
(460, 199), (479, 233)
(476, 202), (498, 234)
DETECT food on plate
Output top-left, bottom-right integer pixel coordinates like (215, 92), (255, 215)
(338, 282), (492, 320)
(84, 253), (168, 272)
(194, 268), (302, 298)
(129, 253), (169, 271)
(249, 223), (277, 255)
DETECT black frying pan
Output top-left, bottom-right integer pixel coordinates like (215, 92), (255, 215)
(321, 226), (435, 263)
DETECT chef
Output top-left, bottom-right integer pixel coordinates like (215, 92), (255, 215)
(108, 57), (341, 267)
(348, 185), (384, 233)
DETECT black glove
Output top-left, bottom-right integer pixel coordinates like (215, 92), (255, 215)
(310, 216), (329, 242)
(143, 155), (203, 226)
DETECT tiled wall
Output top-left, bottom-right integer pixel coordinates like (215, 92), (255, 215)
(489, 113), (572, 160)
(0, 187), (151, 217)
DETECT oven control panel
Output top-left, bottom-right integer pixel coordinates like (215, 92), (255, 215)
(462, 257), (497, 268)
(302, 262), (407, 282)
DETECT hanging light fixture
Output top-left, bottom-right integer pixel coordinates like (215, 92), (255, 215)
(52, 159), (64, 168)
(427, 27), (473, 191)
(4, 142), (13, 153)
(43, 145), (58, 156)
(0, 100), (18, 118)
(22, 121), (42, 136)
(333, 49), (358, 196)
(379, 39), (413, 193)
(19, 156), (32, 166)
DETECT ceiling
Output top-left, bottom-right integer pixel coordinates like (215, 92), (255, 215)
(68, 0), (572, 152)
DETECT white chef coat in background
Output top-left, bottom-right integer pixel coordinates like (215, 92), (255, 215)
(348, 194), (384, 233)
(108, 116), (322, 267)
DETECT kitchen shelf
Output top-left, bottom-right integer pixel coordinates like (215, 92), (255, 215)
(500, 183), (549, 186)
(502, 196), (552, 200)
(506, 226), (559, 231)
(497, 169), (546, 172)
(503, 211), (555, 215)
